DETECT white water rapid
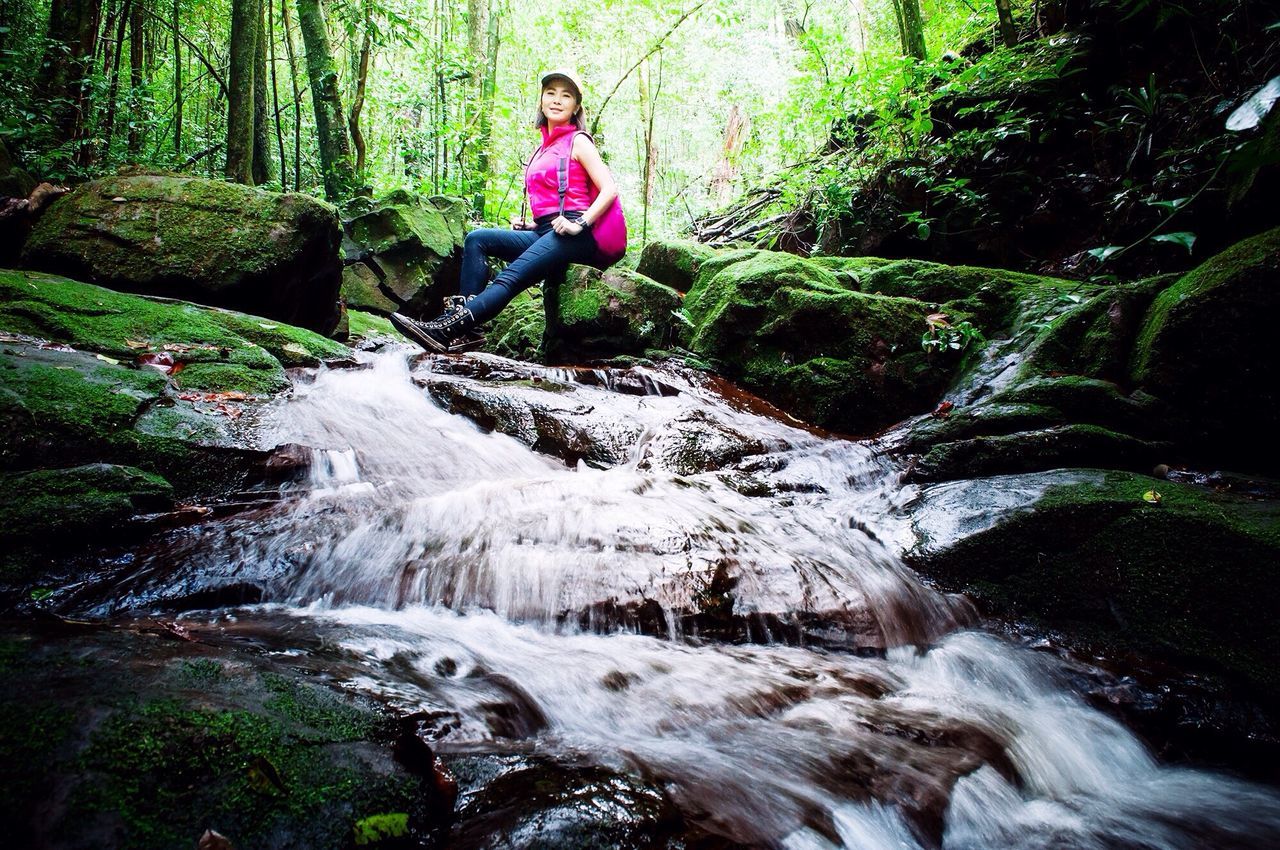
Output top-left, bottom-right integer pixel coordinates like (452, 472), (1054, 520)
(103, 348), (1280, 848)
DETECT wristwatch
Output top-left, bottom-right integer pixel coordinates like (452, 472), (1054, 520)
(578, 218), (593, 231)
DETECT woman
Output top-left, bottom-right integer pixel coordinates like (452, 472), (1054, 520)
(391, 69), (618, 353)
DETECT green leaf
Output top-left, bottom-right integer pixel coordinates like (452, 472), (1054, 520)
(917, 221), (932, 240)
(1086, 245), (1124, 262)
(1151, 231), (1196, 253)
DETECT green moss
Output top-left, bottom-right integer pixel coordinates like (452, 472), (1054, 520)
(0, 464), (172, 544)
(353, 812), (410, 846)
(0, 269), (348, 391)
(347, 310), (403, 347)
(483, 288), (545, 360)
(177, 658), (226, 685)
(73, 699), (397, 850)
(633, 238), (716, 292)
(260, 673), (379, 742)
(0, 702), (76, 827)
(916, 470), (1280, 697)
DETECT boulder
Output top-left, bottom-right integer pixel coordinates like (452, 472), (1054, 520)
(634, 238), (715, 293)
(0, 622), (445, 850)
(1130, 226), (1280, 474)
(0, 269), (353, 579)
(682, 250), (957, 434)
(20, 174), (343, 333)
(0, 463), (173, 543)
(907, 469), (1280, 700)
(343, 191), (467, 316)
(546, 265), (682, 359)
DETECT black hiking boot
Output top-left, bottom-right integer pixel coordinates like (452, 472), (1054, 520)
(442, 295), (487, 351)
(391, 303), (478, 354)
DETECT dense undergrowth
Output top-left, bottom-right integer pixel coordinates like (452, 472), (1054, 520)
(704, 0), (1280, 279)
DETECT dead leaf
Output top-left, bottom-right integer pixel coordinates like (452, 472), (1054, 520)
(257, 323), (279, 330)
(111, 196), (127, 203)
(125, 339), (149, 349)
(925, 312), (951, 329)
(95, 353), (120, 365)
(931, 401), (955, 419)
(246, 756), (287, 795)
(1142, 490), (1163, 504)
(137, 351), (185, 375)
(282, 343), (309, 356)
(198, 829), (234, 850)
(155, 620), (196, 641)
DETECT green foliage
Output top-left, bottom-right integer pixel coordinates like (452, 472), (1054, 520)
(921, 314), (985, 354)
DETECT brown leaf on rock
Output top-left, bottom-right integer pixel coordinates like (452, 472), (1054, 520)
(198, 829), (234, 850)
(931, 401), (955, 419)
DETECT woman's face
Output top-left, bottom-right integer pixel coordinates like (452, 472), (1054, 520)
(541, 82), (580, 125)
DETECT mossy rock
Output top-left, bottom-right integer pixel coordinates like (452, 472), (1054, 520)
(0, 139), (37, 200)
(20, 174), (343, 333)
(908, 423), (1169, 482)
(1129, 227), (1280, 474)
(344, 192), (467, 315)
(682, 250), (958, 433)
(341, 263), (400, 315)
(908, 469), (1280, 701)
(0, 624), (438, 850)
(0, 463), (173, 571)
(346, 310), (403, 350)
(633, 238), (716, 293)
(482, 288), (546, 361)
(0, 271), (348, 515)
(547, 265), (682, 359)
(1, 268), (348, 381)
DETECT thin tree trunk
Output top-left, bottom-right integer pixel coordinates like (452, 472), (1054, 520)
(295, 0), (356, 200)
(39, 0), (103, 155)
(252, 0), (275, 184)
(281, 0), (302, 190)
(471, 1), (498, 216)
(225, 0), (259, 183)
(127, 0), (144, 156)
(995, 0), (1017, 47)
(268, 0), (285, 181)
(899, 0), (927, 60)
(102, 0), (131, 155)
(173, 0), (182, 157)
(348, 12), (371, 179)
(638, 57), (652, 241)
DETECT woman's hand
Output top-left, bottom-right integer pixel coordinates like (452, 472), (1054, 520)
(551, 215), (585, 236)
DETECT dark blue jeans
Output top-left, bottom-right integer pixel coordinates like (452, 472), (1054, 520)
(459, 215), (597, 325)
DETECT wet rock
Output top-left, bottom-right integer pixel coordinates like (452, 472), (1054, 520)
(1130, 226), (1280, 474)
(0, 462), (172, 543)
(907, 468), (1280, 701)
(444, 754), (694, 850)
(636, 408), (769, 476)
(340, 261), (400, 315)
(343, 191), (466, 316)
(0, 621), (440, 850)
(20, 174), (343, 333)
(422, 375), (642, 467)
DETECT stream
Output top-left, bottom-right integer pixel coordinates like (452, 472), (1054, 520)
(62, 347), (1280, 849)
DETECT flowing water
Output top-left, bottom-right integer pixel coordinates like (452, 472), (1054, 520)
(75, 348), (1280, 848)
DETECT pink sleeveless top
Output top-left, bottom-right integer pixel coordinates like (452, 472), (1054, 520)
(526, 124), (594, 218)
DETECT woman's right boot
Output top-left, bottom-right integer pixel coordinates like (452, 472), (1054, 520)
(391, 300), (478, 353)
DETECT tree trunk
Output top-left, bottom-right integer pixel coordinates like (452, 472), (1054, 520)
(899, 0), (927, 61)
(226, 0), (259, 183)
(280, 0), (302, 190)
(127, 0), (144, 157)
(995, 0), (1017, 48)
(295, 0), (356, 200)
(252, 0), (276, 184)
(39, 0), (103, 153)
(102, 0), (131, 155)
(173, 0), (182, 157)
(268, 0), (285, 181)
(348, 16), (371, 179)
(471, 3), (498, 216)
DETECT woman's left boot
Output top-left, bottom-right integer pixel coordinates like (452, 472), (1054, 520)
(390, 303), (477, 353)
